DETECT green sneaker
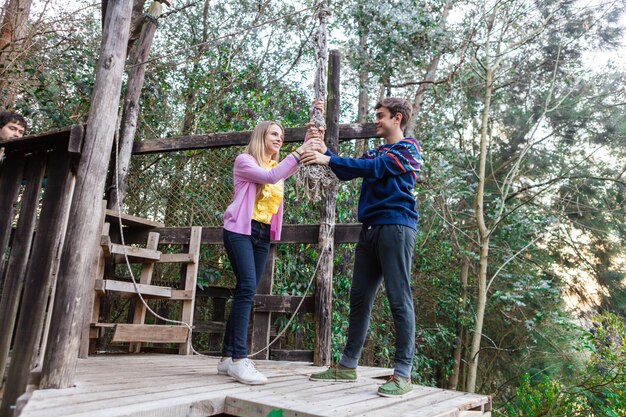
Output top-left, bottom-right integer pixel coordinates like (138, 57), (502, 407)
(309, 364), (357, 382)
(377, 375), (413, 397)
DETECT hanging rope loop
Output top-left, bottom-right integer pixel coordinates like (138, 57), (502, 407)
(296, 0), (337, 202)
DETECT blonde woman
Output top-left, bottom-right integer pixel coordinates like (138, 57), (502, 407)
(218, 106), (323, 384)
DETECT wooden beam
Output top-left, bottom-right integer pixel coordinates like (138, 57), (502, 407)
(95, 279), (172, 299)
(105, 209), (164, 228)
(40, 0), (133, 390)
(108, 243), (161, 261)
(0, 127), (73, 155)
(253, 294), (314, 313)
(122, 224), (362, 245)
(192, 320), (226, 333)
(132, 123), (379, 154)
(269, 349), (314, 362)
(112, 324), (189, 344)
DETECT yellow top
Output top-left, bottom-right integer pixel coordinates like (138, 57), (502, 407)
(252, 160), (284, 224)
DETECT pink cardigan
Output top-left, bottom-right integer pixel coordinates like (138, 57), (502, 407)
(223, 153), (299, 240)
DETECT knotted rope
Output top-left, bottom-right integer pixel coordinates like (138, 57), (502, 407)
(295, 0), (337, 202)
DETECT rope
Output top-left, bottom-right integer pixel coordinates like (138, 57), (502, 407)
(295, 0), (337, 202)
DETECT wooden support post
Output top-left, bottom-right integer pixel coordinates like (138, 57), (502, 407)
(314, 49), (340, 366)
(108, 0), (164, 210)
(0, 153), (46, 386)
(39, 0), (133, 390)
(250, 245), (276, 360)
(179, 226), (201, 354)
(0, 148), (76, 416)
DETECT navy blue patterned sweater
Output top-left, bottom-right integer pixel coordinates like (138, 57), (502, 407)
(326, 137), (423, 230)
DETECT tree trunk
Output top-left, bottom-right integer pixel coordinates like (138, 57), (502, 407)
(355, 31), (369, 155)
(405, 2), (451, 138)
(447, 253), (470, 390)
(108, 1), (164, 211)
(0, 0), (33, 108)
(39, 0), (133, 389)
(466, 65), (494, 393)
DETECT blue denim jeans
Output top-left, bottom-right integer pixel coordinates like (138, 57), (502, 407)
(222, 221), (270, 358)
(339, 224), (417, 378)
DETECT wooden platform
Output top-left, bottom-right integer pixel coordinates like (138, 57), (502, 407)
(16, 355), (491, 417)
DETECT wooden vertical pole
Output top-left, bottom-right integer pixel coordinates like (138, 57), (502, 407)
(108, 0), (164, 210)
(314, 49), (340, 366)
(39, 0), (133, 390)
(250, 245), (276, 360)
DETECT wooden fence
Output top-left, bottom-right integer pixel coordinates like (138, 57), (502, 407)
(0, 126), (83, 415)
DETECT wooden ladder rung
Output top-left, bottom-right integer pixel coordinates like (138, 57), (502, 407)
(112, 324), (189, 344)
(101, 235), (162, 261)
(157, 253), (197, 264)
(104, 209), (165, 228)
(95, 279), (172, 299)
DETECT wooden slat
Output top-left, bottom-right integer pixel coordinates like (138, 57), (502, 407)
(192, 320), (226, 333)
(253, 294), (314, 313)
(105, 209), (164, 228)
(109, 243), (161, 261)
(157, 253), (196, 263)
(270, 349), (314, 362)
(112, 324), (189, 343)
(96, 279), (172, 298)
(169, 289), (194, 300)
(0, 153), (25, 281)
(132, 123), (379, 155)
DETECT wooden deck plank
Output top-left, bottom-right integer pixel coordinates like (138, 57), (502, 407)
(17, 355), (491, 417)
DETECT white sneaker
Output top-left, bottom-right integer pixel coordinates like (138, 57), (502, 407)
(227, 358), (268, 385)
(217, 357), (232, 375)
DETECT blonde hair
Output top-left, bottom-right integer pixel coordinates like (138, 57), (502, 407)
(245, 120), (284, 198)
(245, 120), (283, 166)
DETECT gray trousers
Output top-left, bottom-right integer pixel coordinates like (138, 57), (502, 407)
(339, 224), (417, 378)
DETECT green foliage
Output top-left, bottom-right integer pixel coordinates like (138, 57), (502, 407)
(497, 313), (626, 417)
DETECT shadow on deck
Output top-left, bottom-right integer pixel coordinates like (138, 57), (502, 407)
(16, 355), (491, 417)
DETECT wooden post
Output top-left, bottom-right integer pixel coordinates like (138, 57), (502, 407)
(0, 148), (76, 416)
(0, 153), (46, 386)
(250, 245), (276, 360)
(108, 0), (164, 210)
(39, 0), (133, 390)
(314, 49), (340, 366)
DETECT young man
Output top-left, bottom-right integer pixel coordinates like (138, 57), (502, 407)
(0, 111), (27, 142)
(301, 97), (423, 397)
